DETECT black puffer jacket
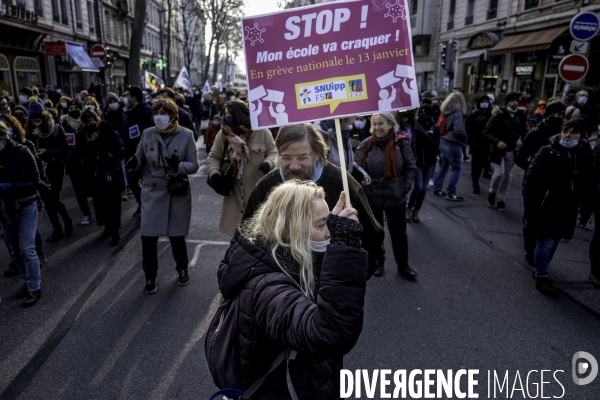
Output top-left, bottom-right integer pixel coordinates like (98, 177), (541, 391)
(524, 135), (594, 238)
(465, 96), (492, 148)
(414, 119), (440, 167)
(594, 143), (600, 213)
(483, 107), (527, 164)
(217, 215), (368, 399)
(516, 119), (562, 172)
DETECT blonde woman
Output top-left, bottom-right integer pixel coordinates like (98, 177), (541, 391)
(432, 92), (468, 201)
(213, 180), (367, 397)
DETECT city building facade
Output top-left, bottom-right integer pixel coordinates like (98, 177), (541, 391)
(0, 0), (205, 100)
(432, 0), (600, 98)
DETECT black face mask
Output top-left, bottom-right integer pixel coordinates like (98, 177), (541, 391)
(69, 109), (81, 119)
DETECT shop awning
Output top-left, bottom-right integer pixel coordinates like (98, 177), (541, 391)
(489, 26), (567, 55)
(66, 44), (99, 72)
(458, 49), (487, 60)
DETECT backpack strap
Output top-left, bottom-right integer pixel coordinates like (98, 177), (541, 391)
(53, 122), (60, 137)
(240, 348), (298, 400)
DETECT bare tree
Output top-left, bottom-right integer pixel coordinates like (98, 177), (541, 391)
(128, 0), (147, 84)
(277, 0), (317, 9)
(211, 15), (242, 83)
(180, 0), (204, 82)
(199, 0), (244, 84)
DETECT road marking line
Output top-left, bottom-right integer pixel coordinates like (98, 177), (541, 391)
(149, 293), (222, 399)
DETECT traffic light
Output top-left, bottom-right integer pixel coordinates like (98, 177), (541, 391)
(440, 44), (447, 69)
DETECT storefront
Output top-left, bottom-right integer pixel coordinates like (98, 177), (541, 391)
(53, 43), (100, 98)
(0, 5), (50, 98)
(490, 25), (567, 99)
(457, 32), (502, 94)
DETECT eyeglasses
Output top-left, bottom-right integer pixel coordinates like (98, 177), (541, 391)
(278, 151), (314, 163)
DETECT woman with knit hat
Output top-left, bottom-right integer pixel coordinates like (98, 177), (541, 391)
(63, 99), (95, 226)
(354, 112), (417, 278)
(128, 98), (199, 293)
(25, 98), (73, 243)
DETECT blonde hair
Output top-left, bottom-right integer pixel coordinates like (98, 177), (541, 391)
(441, 93), (468, 115)
(241, 180), (325, 299)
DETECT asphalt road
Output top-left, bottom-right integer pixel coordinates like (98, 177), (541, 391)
(1, 141), (599, 399)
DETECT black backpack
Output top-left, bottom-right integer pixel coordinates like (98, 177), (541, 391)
(205, 293), (298, 399)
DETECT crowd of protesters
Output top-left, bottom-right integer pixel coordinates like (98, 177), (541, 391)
(1, 81), (599, 399)
(0, 82), (598, 306)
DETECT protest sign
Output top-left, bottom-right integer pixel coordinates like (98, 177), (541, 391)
(241, 0), (417, 130)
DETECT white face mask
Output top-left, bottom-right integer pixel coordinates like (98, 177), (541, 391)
(32, 120), (43, 126)
(84, 105), (95, 110)
(56, 89), (61, 93)
(7, 127), (14, 136)
(109, 102), (119, 111)
(154, 115), (172, 131)
(19, 95), (28, 104)
(577, 96), (588, 105)
(61, 102), (67, 108)
(44, 99), (49, 104)
(480, 102), (489, 109)
(506, 106), (518, 113)
(354, 120), (366, 129)
(559, 138), (579, 148)
(310, 239), (330, 252)
(229, 96), (235, 100)
(122, 97), (129, 106)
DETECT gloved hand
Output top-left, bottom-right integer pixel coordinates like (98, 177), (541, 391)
(258, 162), (270, 174)
(167, 154), (180, 172)
(125, 156), (138, 173)
(210, 173), (230, 195)
(0, 182), (12, 196)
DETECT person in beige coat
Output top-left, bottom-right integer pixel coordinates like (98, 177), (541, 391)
(127, 98), (199, 294)
(207, 100), (277, 235)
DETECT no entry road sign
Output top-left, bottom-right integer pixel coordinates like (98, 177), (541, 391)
(90, 45), (107, 61)
(559, 54), (589, 82)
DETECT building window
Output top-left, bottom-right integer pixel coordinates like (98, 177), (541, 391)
(87, 1), (95, 33)
(14, 57), (41, 91)
(33, 0), (44, 17)
(447, 0), (456, 30)
(104, 11), (111, 41)
(465, 0), (475, 25)
(524, 0), (539, 9)
(0, 54), (12, 97)
(74, 0), (83, 29)
(487, 0), (498, 19)
(51, 0), (68, 24)
(411, 0), (418, 15)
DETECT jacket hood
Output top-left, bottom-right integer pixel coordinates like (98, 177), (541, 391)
(218, 230), (284, 299)
(475, 95), (490, 110)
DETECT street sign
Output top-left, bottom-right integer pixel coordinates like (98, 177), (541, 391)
(570, 12), (600, 41)
(570, 40), (589, 54)
(559, 54), (589, 82)
(90, 44), (107, 61)
(45, 41), (66, 56)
